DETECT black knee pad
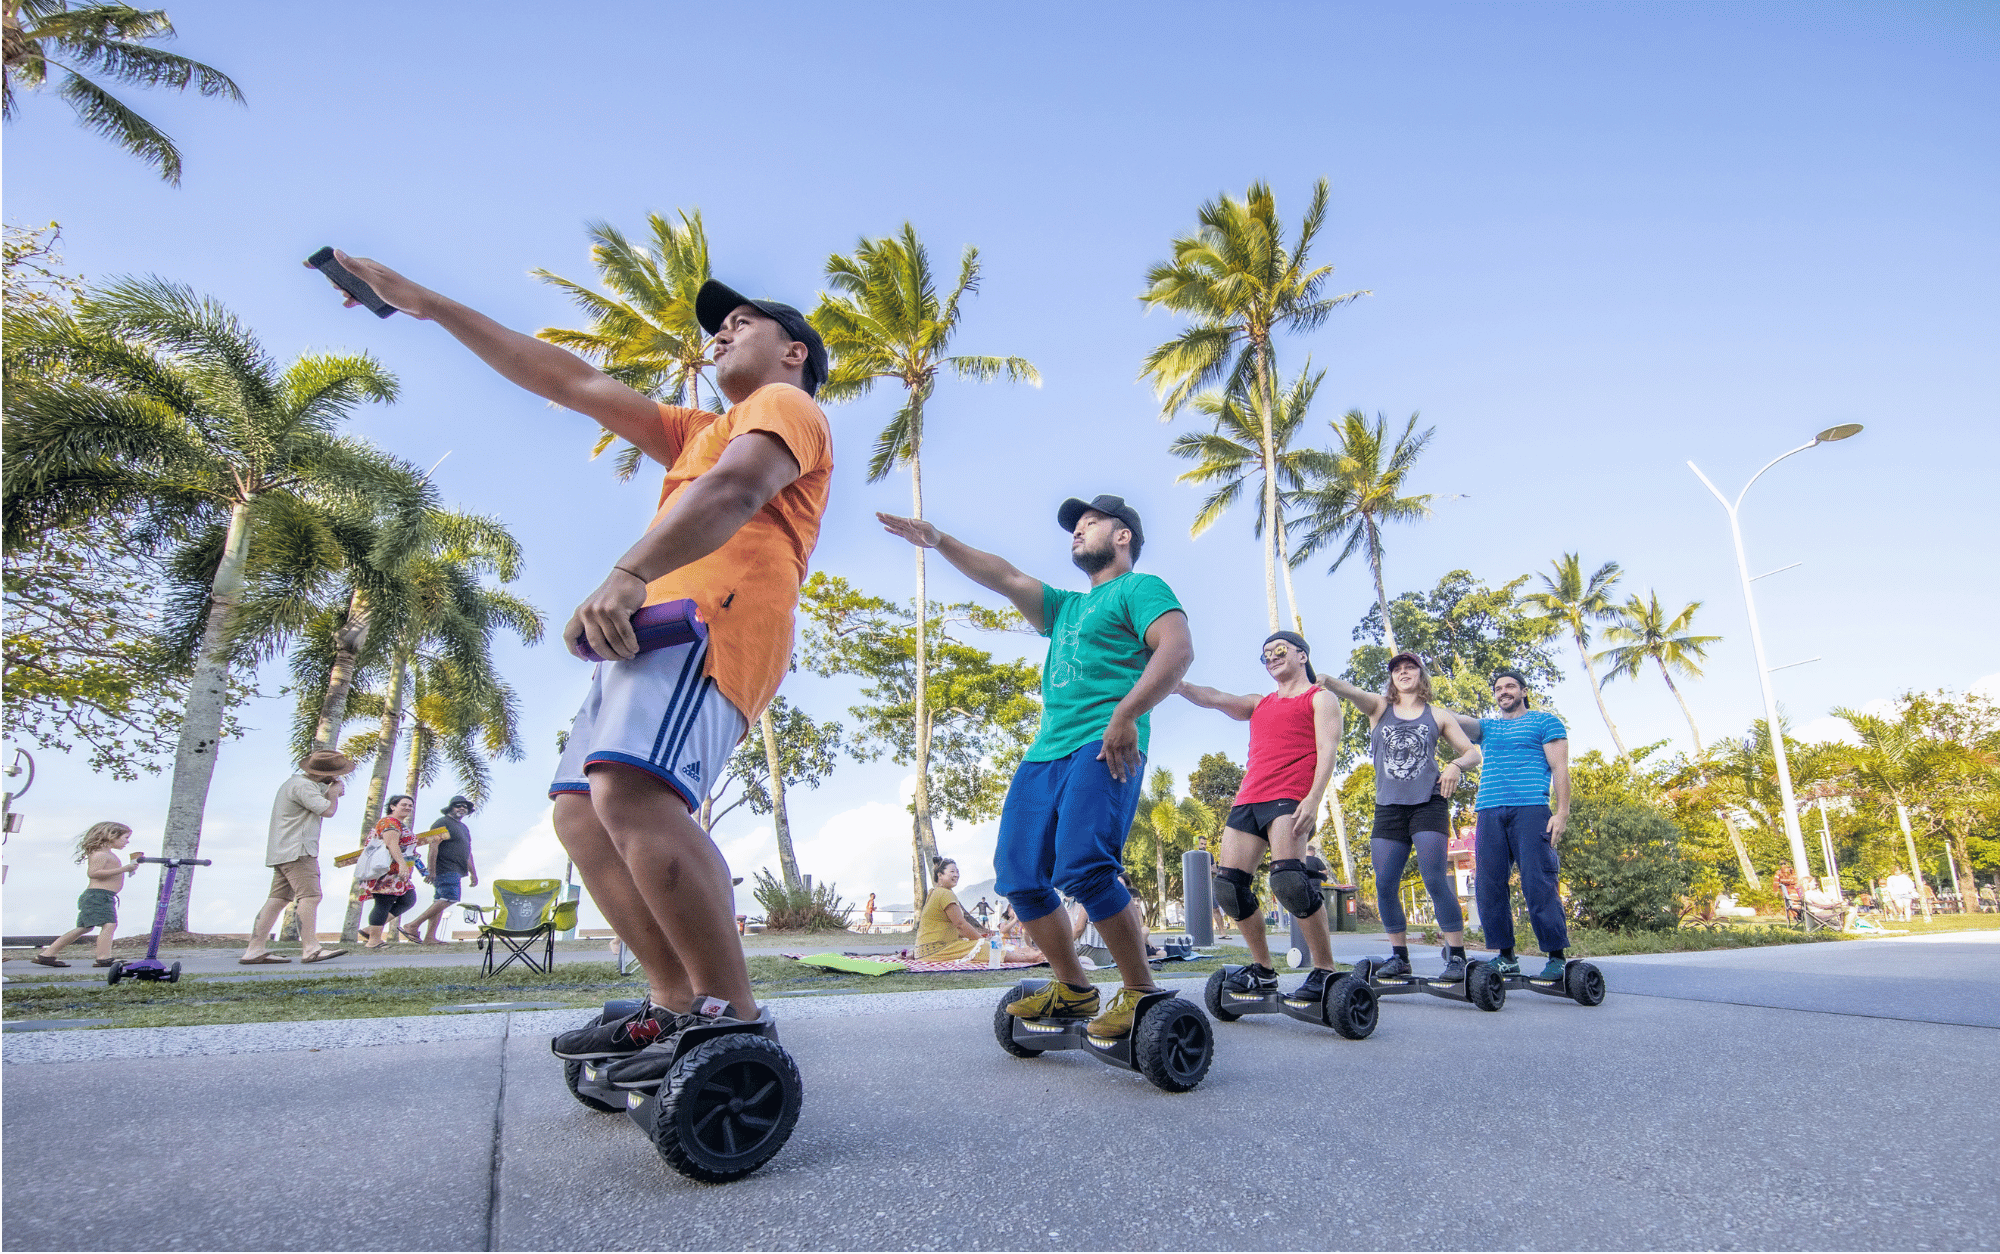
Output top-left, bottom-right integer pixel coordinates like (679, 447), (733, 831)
(1270, 859), (1323, 918)
(1213, 867), (1258, 921)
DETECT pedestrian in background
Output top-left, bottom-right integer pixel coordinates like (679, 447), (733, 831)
(34, 822), (144, 967)
(360, 795), (419, 949)
(401, 795), (478, 943)
(240, 750), (355, 965)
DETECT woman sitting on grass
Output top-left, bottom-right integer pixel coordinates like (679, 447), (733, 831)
(914, 857), (1042, 963)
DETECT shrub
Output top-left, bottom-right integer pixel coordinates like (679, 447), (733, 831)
(750, 869), (852, 932)
(1563, 800), (1692, 931)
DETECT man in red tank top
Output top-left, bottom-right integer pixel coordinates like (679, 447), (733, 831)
(1174, 631), (1346, 1003)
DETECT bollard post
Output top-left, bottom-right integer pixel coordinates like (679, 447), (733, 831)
(1183, 849), (1214, 946)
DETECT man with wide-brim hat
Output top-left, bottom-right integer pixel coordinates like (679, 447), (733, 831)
(316, 254), (835, 1093)
(878, 492), (1195, 1042)
(241, 749), (357, 965)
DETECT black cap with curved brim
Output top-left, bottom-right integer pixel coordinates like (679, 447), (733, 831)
(1057, 494), (1145, 552)
(695, 279), (828, 397)
(1387, 651), (1425, 673)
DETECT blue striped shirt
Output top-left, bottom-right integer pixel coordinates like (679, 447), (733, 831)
(1475, 711), (1567, 808)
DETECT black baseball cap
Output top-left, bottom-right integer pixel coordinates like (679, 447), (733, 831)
(695, 279), (828, 397)
(1057, 494), (1146, 557)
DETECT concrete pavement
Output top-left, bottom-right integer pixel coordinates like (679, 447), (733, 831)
(5, 932), (1997, 1250)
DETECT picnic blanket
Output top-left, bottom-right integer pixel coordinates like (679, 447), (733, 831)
(782, 951), (1048, 975)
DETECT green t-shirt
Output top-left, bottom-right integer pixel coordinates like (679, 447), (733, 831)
(1026, 571), (1184, 762)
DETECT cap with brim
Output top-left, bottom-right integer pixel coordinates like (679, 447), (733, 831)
(446, 795), (474, 814)
(695, 279), (828, 396)
(1056, 494), (1145, 548)
(1387, 651), (1425, 673)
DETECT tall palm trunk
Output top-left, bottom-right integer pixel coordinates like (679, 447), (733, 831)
(1895, 802), (1932, 922)
(403, 723), (428, 821)
(1949, 830), (1978, 913)
(1328, 790), (1354, 884)
(1656, 658), (1703, 753)
(1276, 514), (1304, 634)
(1574, 631), (1628, 756)
(1365, 517), (1398, 656)
(313, 588), (373, 749)
(908, 415), (940, 910)
(760, 709), (801, 889)
(158, 500), (253, 931)
(1719, 812), (1761, 889)
(341, 656), (409, 942)
(1252, 343), (1281, 630)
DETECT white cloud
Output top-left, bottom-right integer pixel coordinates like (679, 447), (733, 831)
(1797, 696), (1896, 746)
(1972, 673), (2000, 702)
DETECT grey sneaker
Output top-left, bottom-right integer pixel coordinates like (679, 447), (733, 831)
(1222, 964), (1279, 995)
(550, 1002), (660, 1061)
(1371, 955), (1412, 980)
(1284, 968), (1335, 1005)
(1487, 953), (1522, 977)
(1439, 954), (1469, 982)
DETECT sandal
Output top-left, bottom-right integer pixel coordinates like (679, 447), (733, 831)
(93, 958), (116, 967)
(399, 927), (423, 944)
(238, 954), (292, 965)
(301, 949), (347, 963)
(363, 942), (386, 950)
(30, 954), (69, 967)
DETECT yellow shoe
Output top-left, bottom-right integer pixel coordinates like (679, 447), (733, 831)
(1086, 985), (1157, 1040)
(1006, 981), (1100, 1020)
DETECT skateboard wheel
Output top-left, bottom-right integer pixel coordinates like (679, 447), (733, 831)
(166, 960), (181, 984)
(648, 1034), (801, 1183)
(1325, 974), (1378, 1040)
(1202, 969), (1242, 1022)
(1132, 996), (1212, 1093)
(1351, 958), (1374, 983)
(563, 1058), (622, 1112)
(106, 961), (125, 986)
(1565, 960), (1607, 1006)
(1466, 961), (1506, 1012)
(992, 983), (1051, 1057)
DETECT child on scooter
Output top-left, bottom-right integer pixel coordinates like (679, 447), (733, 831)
(33, 822), (145, 968)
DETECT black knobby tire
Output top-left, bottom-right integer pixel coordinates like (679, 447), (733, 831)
(1325, 974), (1378, 1040)
(992, 985), (1047, 1058)
(1565, 960), (1607, 1007)
(1203, 969), (1242, 1022)
(1351, 958), (1375, 984)
(649, 1034), (802, 1184)
(1132, 997), (1212, 1093)
(563, 1058), (623, 1112)
(106, 962), (124, 987)
(1467, 962), (1506, 1012)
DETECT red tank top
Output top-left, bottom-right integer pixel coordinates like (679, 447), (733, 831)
(1234, 688), (1321, 804)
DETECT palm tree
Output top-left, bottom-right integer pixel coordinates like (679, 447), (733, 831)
(533, 211), (717, 481)
(1288, 410), (1435, 653)
(809, 223), (1038, 909)
(1835, 705), (1961, 922)
(1140, 179), (1367, 628)
(4, 279), (419, 928)
(3, 1), (242, 184)
(1525, 553), (1627, 757)
(1172, 364), (1322, 631)
(1126, 768), (1214, 927)
(1596, 593), (1722, 753)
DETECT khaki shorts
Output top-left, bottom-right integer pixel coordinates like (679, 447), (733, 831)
(268, 856), (322, 902)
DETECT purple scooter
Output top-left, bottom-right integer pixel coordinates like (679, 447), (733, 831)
(107, 854), (212, 986)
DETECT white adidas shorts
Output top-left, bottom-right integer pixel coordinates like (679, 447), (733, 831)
(548, 634), (748, 811)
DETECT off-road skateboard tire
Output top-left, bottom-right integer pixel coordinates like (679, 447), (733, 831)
(648, 1033), (801, 1183)
(1203, 968), (1243, 1021)
(1325, 974), (1379, 1039)
(1565, 960), (1607, 1006)
(563, 1058), (623, 1112)
(1466, 960), (1506, 1011)
(1131, 996), (1213, 1093)
(992, 984), (1050, 1057)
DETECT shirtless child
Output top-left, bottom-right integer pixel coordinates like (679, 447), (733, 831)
(33, 823), (145, 968)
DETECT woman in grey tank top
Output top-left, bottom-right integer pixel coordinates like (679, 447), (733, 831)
(1319, 653), (1482, 980)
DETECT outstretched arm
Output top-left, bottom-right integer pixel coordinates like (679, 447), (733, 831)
(315, 252), (677, 467)
(1317, 673), (1386, 721)
(1174, 681), (1259, 721)
(877, 513), (1046, 629)
(1098, 610), (1194, 782)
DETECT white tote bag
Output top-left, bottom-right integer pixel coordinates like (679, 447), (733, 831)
(354, 840), (393, 881)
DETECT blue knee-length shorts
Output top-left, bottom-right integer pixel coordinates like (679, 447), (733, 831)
(993, 740), (1144, 924)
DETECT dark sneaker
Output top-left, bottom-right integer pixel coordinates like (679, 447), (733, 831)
(1006, 981), (1100, 1020)
(1086, 986), (1157, 1040)
(1488, 953), (1522, 977)
(1537, 957), (1568, 981)
(550, 1001), (660, 1061)
(602, 998), (748, 1090)
(1221, 964), (1279, 995)
(1371, 955), (1412, 980)
(1283, 968), (1335, 1005)
(1440, 954), (1469, 982)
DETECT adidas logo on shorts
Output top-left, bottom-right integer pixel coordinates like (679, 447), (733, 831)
(680, 760), (702, 782)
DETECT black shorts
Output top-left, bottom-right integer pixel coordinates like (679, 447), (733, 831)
(1371, 796), (1450, 843)
(1226, 799), (1300, 842)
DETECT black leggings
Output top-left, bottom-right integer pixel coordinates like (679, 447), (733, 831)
(368, 890), (417, 926)
(1371, 833), (1463, 933)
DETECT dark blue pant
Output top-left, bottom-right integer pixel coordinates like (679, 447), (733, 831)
(993, 740), (1143, 924)
(1475, 805), (1569, 953)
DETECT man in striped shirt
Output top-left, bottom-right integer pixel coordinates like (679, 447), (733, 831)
(1453, 670), (1571, 979)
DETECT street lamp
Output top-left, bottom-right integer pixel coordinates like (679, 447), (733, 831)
(1688, 424), (1863, 902)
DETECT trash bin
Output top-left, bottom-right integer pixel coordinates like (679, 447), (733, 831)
(1331, 884), (1358, 932)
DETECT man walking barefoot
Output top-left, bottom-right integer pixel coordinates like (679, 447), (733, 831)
(1451, 670), (1571, 979)
(318, 255), (832, 1082)
(1175, 631), (1345, 1003)
(880, 494), (1194, 1040)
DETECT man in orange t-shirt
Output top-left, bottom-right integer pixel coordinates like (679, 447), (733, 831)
(318, 256), (832, 1074)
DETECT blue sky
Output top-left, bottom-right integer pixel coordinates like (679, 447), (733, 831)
(4, 1), (1995, 932)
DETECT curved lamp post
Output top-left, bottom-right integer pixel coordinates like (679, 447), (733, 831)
(1688, 424), (1863, 898)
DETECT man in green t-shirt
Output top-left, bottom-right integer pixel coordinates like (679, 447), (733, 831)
(880, 493), (1194, 1040)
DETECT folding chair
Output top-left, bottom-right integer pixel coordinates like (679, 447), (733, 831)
(462, 878), (577, 977)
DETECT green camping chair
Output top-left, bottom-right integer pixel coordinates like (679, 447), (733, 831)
(462, 878), (577, 977)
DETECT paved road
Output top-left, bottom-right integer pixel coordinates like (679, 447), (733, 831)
(5, 933), (1996, 1250)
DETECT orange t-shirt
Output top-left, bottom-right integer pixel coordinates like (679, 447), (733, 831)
(640, 383), (833, 723)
